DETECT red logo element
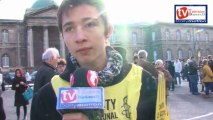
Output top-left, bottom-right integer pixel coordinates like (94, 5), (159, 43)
(176, 7), (189, 19)
(87, 70), (99, 87)
(61, 90), (77, 103)
(70, 74), (74, 86)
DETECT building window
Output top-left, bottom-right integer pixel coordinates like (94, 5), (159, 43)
(205, 32), (209, 41)
(186, 31), (191, 41)
(178, 49), (183, 59)
(176, 30), (181, 40)
(165, 29), (170, 40)
(167, 49), (172, 60)
(2, 29), (9, 43)
(188, 49), (192, 58)
(152, 32), (156, 41)
(132, 32), (137, 45)
(1, 54), (9, 68)
(153, 50), (157, 61)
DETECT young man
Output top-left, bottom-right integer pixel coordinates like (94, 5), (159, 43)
(30, 0), (157, 120)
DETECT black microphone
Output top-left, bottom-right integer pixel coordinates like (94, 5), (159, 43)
(57, 68), (104, 120)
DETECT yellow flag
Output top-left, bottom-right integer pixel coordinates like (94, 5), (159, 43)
(155, 72), (170, 120)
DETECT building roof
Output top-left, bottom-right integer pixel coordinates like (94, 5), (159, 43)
(31, 0), (56, 9)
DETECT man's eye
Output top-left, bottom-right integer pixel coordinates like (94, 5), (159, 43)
(84, 21), (97, 28)
(64, 26), (73, 32)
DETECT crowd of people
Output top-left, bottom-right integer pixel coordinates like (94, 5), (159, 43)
(134, 52), (213, 98)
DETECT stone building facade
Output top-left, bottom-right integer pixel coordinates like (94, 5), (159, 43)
(110, 23), (213, 62)
(0, 0), (213, 70)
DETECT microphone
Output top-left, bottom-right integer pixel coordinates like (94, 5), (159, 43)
(56, 68), (104, 119)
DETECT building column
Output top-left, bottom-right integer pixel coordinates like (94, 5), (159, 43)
(60, 33), (66, 58)
(43, 26), (49, 50)
(27, 26), (34, 67)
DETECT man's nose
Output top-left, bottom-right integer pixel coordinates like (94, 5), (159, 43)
(74, 27), (85, 42)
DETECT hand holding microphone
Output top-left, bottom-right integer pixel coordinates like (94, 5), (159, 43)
(57, 68), (104, 120)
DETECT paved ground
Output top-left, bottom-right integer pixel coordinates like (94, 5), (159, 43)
(2, 80), (213, 120)
(1, 88), (32, 120)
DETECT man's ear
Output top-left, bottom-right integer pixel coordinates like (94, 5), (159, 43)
(105, 24), (114, 39)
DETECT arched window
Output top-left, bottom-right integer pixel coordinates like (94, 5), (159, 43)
(178, 49), (183, 59)
(1, 29), (9, 43)
(152, 32), (156, 42)
(167, 49), (172, 60)
(176, 30), (181, 40)
(165, 29), (170, 40)
(153, 50), (157, 61)
(205, 32), (209, 41)
(132, 32), (137, 45)
(188, 49), (192, 58)
(1, 54), (9, 68)
(186, 31), (191, 41)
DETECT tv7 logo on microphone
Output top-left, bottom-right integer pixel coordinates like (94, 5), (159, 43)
(175, 5), (207, 23)
(57, 87), (104, 110)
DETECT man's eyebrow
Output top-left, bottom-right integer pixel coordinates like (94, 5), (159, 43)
(62, 17), (100, 28)
(62, 22), (73, 29)
(82, 17), (99, 22)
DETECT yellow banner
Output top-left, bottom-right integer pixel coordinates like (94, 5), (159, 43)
(155, 72), (170, 120)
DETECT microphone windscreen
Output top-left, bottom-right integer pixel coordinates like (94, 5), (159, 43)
(70, 68), (99, 87)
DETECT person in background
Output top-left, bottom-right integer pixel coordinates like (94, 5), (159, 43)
(0, 94), (6, 120)
(133, 55), (138, 64)
(25, 70), (31, 83)
(0, 67), (5, 92)
(208, 55), (213, 72)
(188, 56), (200, 95)
(12, 68), (29, 120)
(33, 47), (60, 93)
(30, 0), (157, 119)
(57, 58), (67, 74)
(155, 59), (172, 97)
(0, 67), (6, 120)
(137, 50), (158, 79)
(167, 60), (175, 91)
(202, 59), (213, 98)
(174, 58), (182, 86)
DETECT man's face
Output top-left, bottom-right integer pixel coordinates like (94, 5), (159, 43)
(49, 54), (60, 68)
(61, 4), (107, 67)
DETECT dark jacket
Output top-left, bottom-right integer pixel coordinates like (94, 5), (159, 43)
(188, 61), (198, 75)
(31, 55), (157, 120)
(0, 97), (6, 120)
(33, 62), (58, 93)
(208, 60), (213, 72)
(168, 64), (175, 78)
(137, 59), (159, 79)
(12, 76), (29, 106)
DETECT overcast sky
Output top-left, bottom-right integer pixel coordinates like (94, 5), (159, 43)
(0, 0), (212, 25)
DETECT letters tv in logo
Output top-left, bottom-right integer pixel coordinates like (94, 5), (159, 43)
(175, 5), (207, 23)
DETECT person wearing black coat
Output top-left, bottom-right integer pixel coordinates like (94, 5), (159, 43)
(12, 68), (28, 120)
(33, 47), (60, 93)
(167, 61), (175, 91)
(0, 96), (6, 120)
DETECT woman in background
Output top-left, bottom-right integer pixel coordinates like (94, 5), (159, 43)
(12, 68), (28, 120)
